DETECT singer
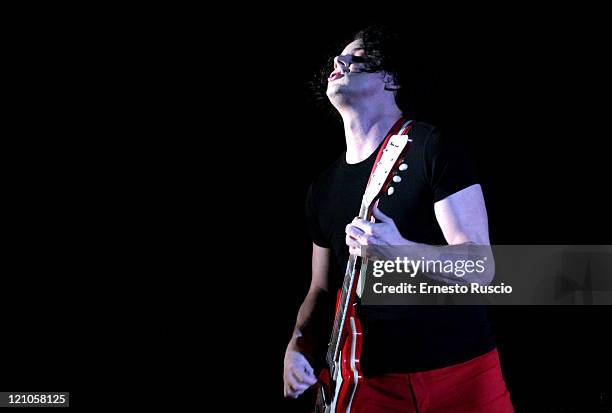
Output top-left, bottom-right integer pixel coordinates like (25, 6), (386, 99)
(283, 26), (514, 412)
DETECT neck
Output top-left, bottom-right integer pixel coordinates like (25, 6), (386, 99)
(339, 102), (403, 164)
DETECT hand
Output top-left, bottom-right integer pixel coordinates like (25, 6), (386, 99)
(284, 348), (318, 399)
(345, 205), (410, 257)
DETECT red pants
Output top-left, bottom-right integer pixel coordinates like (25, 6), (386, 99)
(351, 349), (514, 412)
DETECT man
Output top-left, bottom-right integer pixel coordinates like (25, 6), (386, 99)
(284, 26), (514, 412)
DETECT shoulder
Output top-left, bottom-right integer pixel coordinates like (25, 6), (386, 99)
(409, 122), (469, 157)
(406, 121), (441, 152)
(409, 121), (438, 140)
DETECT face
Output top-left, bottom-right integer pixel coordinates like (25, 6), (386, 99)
(326, 39), (387, 102)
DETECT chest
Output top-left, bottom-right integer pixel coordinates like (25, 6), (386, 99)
(318, 150), (442, 255)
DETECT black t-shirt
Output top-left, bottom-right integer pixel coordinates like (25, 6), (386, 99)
(306, 121), (496, 375)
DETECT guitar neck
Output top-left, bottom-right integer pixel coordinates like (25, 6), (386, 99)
(325, 202), (371, 370)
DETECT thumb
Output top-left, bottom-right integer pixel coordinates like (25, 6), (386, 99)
(372, 205), (392, 223)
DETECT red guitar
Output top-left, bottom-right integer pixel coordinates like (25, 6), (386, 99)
(315, 122), (414, 413)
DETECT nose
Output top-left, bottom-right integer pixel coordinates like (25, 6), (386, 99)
(333, 55), (350, 73)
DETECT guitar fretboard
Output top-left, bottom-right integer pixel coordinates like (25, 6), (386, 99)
(325, 203), (368, 371)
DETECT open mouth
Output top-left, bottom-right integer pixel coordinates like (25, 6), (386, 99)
(328, 71), (345, 82)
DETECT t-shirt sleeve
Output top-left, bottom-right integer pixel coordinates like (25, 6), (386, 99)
(305, 183), (331, 248)
(424, 129), (479, 203)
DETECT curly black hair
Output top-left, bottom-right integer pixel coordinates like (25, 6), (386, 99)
(309, 25), (415, 114)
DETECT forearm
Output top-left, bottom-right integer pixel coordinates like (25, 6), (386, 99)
(288, 288), (334, 356)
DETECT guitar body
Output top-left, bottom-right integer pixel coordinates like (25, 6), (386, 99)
(316, 298), (363, 413)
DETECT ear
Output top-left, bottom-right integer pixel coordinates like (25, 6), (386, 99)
(383, 73), (400, 91)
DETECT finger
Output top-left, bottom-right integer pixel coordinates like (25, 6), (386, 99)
(349, 245), (362, 256)
(287, 380), (310, 397)
(292, 388), (307, 399)
(346, 225), (376, 245)
(351, 218), (375, 235)
(347, 231), (374, 247)
(286, 385), (302, 399)
(297, 353), (315, 378)
(291, 368), (308, 385)
(345, 223), (364, 237)
(345, 225), (365, 239)
(372, 205), (392, 223)
(346, 235), (360, 247)
(292, 367), (318, 386)
(302, 368), (318, 385)
(288, 380), (307, 393)
(304, 374), (317, 385)
(286, 378), (299, 394)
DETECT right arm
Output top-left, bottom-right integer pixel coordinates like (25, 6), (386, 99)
(283, 243), (333, 399)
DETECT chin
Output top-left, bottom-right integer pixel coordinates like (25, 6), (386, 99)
(326, 89), (347, 106)
(326, 83), (350, 98)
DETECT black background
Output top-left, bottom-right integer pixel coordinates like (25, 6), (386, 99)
(3, 6), (611, 411)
